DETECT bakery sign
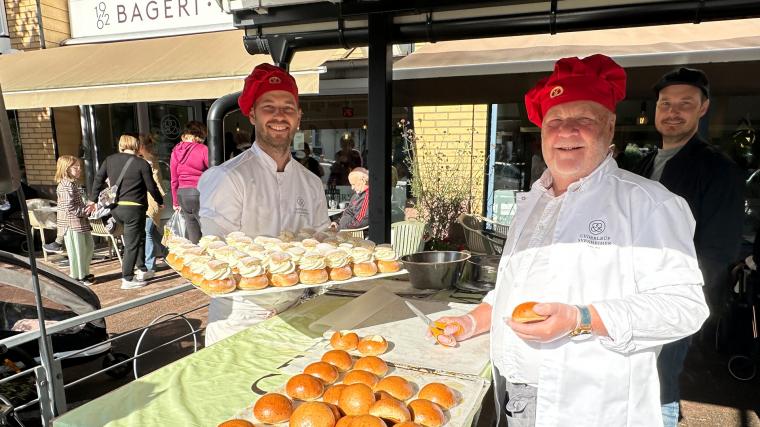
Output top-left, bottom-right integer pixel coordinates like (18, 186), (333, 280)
(68, 0), (233, 40)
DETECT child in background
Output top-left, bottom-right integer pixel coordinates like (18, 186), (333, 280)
(54, 155), (96, 285)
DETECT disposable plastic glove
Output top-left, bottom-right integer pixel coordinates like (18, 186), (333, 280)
(426, 314), (478, 346)
(507, 303), (579, 343)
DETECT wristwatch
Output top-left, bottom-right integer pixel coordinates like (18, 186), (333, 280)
(569, 305), (593, 340)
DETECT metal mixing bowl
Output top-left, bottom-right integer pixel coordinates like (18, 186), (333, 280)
(400, 251), (471, 290)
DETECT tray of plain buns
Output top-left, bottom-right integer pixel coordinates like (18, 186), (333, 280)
(224, 331), (490, 427)
(163, 228), (408, 298)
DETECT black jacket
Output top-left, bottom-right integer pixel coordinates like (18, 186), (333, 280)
(631, 135), (745, 296)
(90, 152), (163, 208)
(339, 189), (369, 230)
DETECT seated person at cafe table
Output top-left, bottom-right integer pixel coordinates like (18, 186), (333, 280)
(430, 54), (709, 426)
(332, 167), (370, 230)
(198, 63), (330, 346)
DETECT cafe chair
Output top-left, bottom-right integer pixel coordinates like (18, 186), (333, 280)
(89, 217), (124, 266)
(342, 226), (368, 239)
(390, 220), (428, 258)
(26, 199), (58, 262)
(457, 213), (505, 256)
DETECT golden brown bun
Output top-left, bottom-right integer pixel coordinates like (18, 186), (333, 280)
(418, 383), (457, 410)
(393, 422), (423, 427)
(180, 265), (194, 279)
(330, 331), (359, 351)
(289, 401), (336, 427)
(299, 268), (329, 285)
(166, 253), (182, 270)
(321, 350), (353, 372)
(285, 374), (324, 401)
(326, 403), (343, 420)
(338, 383), (376, 416)
(189, 273), (206, 288)
(329, 265), (353, 281)
(358, 335), (388, 356)
(324, 384), (347, 406)
(271, 271), (299, 287)
(304, 361), (339, 385)
(511, 301), (548, 323)
(237, 274), (270, 290)
(373, 376), (413, 401)
(407, 399), (445, 427)
(218, 420), (254, 427)
(252, 393), (292, 424)
(369, 397), (411, 423)
(376, 260), (401, 273)
(335, 416), (354, 427)
(353, 262), (379, 277)
(348, 415), (387, 427)
(374, 391), (400, 403)
(343, 370), (379, 388)
(205, 278), (237, 294)
(354, 356), (388, 377)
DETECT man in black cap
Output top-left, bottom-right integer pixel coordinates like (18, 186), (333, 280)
(631, 67), (745, 426)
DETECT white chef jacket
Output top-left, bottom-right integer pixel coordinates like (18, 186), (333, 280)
(198, 142), (330, 346)
(484, 156), (709, 427)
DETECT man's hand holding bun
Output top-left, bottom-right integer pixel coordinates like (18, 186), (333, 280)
(507, 303), (579, 343)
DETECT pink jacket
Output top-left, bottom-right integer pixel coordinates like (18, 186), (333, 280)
(170, 141), (208, 206)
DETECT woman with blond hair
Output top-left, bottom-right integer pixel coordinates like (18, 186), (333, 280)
(54, 155), (95, 285)
(138, 134), (167, 274)
(88, 134), (163, 290)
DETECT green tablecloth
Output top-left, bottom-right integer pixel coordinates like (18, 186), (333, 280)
(54, 296), (351, 427)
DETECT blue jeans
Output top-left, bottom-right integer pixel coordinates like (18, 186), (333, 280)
(144, 217), (166, 271)
(661, 401), (679, 427)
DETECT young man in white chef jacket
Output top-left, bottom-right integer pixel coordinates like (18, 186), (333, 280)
(198, 64), (330, 346)
(432, 54), (709, 426)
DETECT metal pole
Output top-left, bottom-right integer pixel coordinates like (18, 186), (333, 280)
(17, 188), (59, 419)
(367, 12), (392, 244)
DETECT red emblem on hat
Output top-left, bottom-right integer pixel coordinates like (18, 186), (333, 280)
(549, 86), (564, 98)
(269, 76), (282, 84)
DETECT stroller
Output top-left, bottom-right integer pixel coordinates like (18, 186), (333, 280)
(0, 250), (128, 424)
(715, 263), (760, 381)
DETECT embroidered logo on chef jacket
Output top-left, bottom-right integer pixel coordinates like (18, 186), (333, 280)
(295, 196), (309, 216)
(578, 219), (611, 247)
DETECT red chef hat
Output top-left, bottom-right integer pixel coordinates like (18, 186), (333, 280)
(524, 54), (626, 127)
(238, 63), (299, 115)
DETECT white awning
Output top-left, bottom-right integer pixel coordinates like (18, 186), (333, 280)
(0, 30), (341, 109)
(394, 19), (760, 80)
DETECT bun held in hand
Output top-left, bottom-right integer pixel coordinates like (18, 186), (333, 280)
(511, 301), (548, 323)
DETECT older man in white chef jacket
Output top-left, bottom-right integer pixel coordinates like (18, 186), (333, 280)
(431, 54), (709, 427)
(198, 63), (330, 346)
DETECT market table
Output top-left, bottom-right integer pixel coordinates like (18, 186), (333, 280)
(53, 288), (493, 427)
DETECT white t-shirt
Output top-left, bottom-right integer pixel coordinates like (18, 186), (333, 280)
(198, 142), (330, 345)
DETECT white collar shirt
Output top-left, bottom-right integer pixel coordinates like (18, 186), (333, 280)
(483, 156), (709, 426)
(198, 142), (330, 345)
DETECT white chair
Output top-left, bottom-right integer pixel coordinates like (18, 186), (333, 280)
(26, 199), (57, 261)
(341, 226), (369, 239)
(89, 218), (123, 265)
(390, 220), (427, 258)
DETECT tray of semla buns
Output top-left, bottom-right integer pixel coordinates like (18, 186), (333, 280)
(220, 330), (489, 427)
(163, 228), (408, 297)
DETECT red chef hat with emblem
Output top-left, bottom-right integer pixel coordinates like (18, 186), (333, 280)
(524, 54), (626, 127)
(238, 63), (299, 115)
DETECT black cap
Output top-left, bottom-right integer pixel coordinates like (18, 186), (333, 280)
(653, 67), (710, 99)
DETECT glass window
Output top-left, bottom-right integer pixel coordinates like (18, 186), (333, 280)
(148, 102), (196, 165)
(92, 104), (138, 164)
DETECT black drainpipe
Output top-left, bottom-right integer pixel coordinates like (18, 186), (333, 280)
(206, 91), (241, 166)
